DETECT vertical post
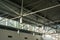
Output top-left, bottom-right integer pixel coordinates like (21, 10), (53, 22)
(6, 19), (8, 26)
(17, 0), (23, 34)
(33, 33), (35, 36)
(20, 0), (23, 24)
(17, 30), (20, 34)
(14, 21), (16, 28)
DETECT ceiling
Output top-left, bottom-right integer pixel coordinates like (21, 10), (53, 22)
(0, 0), (60, 27)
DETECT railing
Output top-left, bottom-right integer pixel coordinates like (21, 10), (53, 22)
(0, 17), (39, 32)
(0, 17), (56, 34)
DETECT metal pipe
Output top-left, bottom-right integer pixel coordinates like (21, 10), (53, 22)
(11, 4), (60, 19)
(20, 0), (23, 23)
(4, 0), (53, 23)
(23, 4), (60, 16)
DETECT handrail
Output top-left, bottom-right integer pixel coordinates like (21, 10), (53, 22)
(0, 17), (56, 34)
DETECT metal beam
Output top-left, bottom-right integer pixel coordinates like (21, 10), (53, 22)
(0, 2), (20, 16)
(3, 0), (60, 25)
(0, 10), (17, 17)
(11, 4), (60, 19)
(22, 17), (43, 26)
(4, 0), (31, 12)
(25, 0), (40, 7)
(4, 0), (53, 23)
(20, 0), (23, 23)
(0, 14), (6, 17)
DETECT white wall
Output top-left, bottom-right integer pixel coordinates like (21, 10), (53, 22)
(0, 29), (43, 40)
